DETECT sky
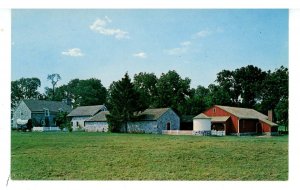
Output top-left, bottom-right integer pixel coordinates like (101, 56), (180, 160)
(11, 9), (288, 91)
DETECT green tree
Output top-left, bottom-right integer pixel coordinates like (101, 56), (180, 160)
(106, 73), (145, 132)
(11, 77), (41, 108)
(133, 72), (158, 108)
(206, 84), (232, 107)
(55, 111), (70, 131)
(155, 70), (191, 115)
(47, 73), (61, 100)
(73, 78), (107, 107)
(184, 85), (210, 115)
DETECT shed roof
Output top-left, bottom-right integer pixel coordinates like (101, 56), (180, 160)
(23, 99), (72, 113)
(86, 111), (110, 122)
(67, 105), (106, 117)
(211, 116), (230, 123)
(194, 113), (210, 119)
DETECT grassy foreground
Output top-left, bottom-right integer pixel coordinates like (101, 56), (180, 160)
(11, 132), (288, 180)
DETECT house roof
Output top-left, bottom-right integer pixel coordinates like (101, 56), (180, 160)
(211, 116), (230, 123)
(215, 105), (277, 126)
(136, 108), (172, 121)
(194, 113), (210, 119)
(86, 111), (110, 122)
(67, 105), (106, 117)
(23, 99), (72, 113)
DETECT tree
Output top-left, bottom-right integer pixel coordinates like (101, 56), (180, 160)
(155, 70), (191, 115)
(106, 73), (145, 132)
(55, 111), (70, 131)
(206, 84), (232, 107)
(47, 73), (61, 100)
(183, 85), (210, 115)
(133, 72), (158, 108)
(215, 65), (267, 108)
(43, 78), (107, 108)
(11, 77), (41, 108)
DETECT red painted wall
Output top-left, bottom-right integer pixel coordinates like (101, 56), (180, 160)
(204, 106), (239, 133)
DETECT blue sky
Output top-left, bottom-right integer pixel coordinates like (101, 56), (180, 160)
(12, 9), (288, 91)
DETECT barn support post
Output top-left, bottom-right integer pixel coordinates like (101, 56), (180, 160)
(237, 119), (240, 136)
(223, 123), (226, 136)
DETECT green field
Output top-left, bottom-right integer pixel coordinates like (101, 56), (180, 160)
(11, 132), (288, 180)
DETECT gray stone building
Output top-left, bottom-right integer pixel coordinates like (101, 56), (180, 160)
(84, 111), (110, 132)
(73, 107), (179, 134)
(12, 99), (72, 129)
(67, 105), (107, 131)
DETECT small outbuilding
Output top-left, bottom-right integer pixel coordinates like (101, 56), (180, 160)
(84, 111), (110, 132)
(193, 113), (211, 135)
(67, 105), (107, 131)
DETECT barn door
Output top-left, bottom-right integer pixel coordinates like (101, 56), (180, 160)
(257, 123), (262, 135)
(166, 122), (171, 130)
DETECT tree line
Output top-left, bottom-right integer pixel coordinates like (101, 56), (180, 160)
(11, 65), (288, 130)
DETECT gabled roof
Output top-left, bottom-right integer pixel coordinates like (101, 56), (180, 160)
(23, 99), (72, 113)
(215, 105), (277, 126)
(136, 108), (173, 121)
(67, 105), (106, 117)
(194, 113), (210, 119)
(216, 105), (267, 120)
(86, 111), (110, 122)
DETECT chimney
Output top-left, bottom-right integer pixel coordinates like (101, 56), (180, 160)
(268, 110), (273, 122)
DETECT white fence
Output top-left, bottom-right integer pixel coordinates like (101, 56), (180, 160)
(211, 130), (226, 136)
(33, 127), (60, 132)
(162, 130), (193, 135)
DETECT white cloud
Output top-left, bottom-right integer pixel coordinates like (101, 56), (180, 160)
(62, 48), (84, 57)
(165, 41), (191, 55)
(195, 29), (211, 38)
(133, 52), (147, 59)
(90, 17), (129, 39)
(180, 41), (191, 46)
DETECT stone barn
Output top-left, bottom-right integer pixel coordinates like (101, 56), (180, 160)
(122, 108), (180, 134)
(84, 111), (110, 132)
(12, 99), (72, 131)
(67, 105), (107, 131)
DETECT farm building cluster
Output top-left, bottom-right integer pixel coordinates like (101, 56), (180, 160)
(12, 99), (278, 136)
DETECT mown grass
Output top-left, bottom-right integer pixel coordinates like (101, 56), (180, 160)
(11, 132), (288, 180)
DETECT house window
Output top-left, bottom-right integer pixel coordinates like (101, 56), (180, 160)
(44, 109), (50, 117)
(166, 122), (171, 130)
(213, 108), (216, 113)
(76, 121), (79, 127)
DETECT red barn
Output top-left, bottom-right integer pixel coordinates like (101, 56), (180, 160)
(203, 105), (278, 136)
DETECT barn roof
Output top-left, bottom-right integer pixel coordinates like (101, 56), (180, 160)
(86, 111), (110, 122)
(136, 108), (171, 121)
(67, 105), (106, 117)
(215, 105), (277, 126)
(216, 105), (268, 120)
(23, 99), (72, 113)
(194, 113), (210, 119)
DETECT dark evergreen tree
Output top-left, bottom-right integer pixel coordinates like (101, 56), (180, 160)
(106, 73), (145, 132)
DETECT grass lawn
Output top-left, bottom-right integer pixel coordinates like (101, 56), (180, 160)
(11, 132), (288, 180)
